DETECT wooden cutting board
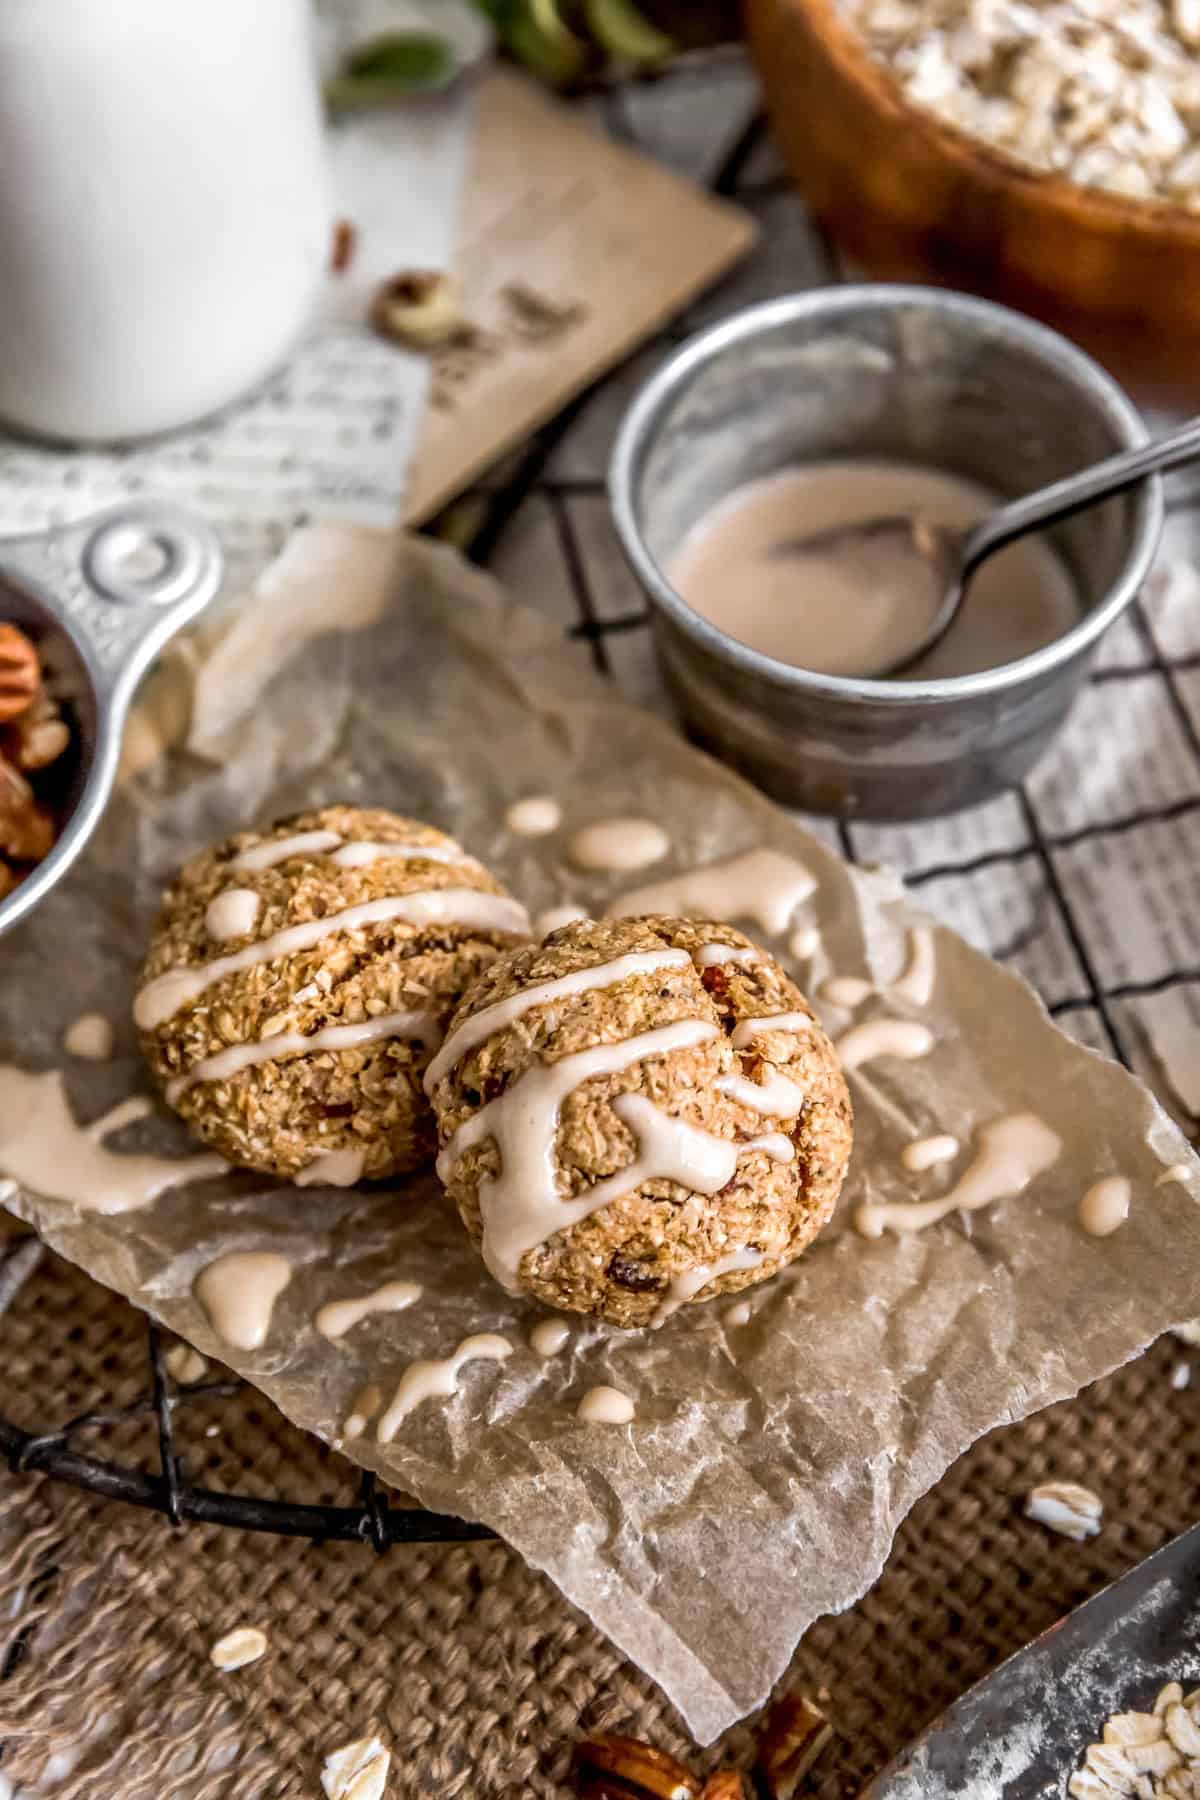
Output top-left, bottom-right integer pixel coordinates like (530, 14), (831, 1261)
(405, 65), (757, 523)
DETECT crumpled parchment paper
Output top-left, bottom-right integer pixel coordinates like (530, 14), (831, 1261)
(3, 524), (1199, 1744)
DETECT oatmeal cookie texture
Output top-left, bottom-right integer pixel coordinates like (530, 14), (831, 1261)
(137, 806), (531, 1182)
(428, 915), (853, 1327)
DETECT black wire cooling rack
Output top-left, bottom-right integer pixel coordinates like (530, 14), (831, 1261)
(0, 1237), (494, 1547)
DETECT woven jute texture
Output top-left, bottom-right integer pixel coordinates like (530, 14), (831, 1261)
(0, 1237), (1196, 1799)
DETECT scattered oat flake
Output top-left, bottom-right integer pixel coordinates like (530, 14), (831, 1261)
(321, 1735), (390, 1800)
(1075, 1686), (1200, 1800)
(210, 1626), (268, 1671)
(165, 1342), (209, 1385)
(1173, 1362), (1192, 1390)
(1024, 1480), (1103, 1541)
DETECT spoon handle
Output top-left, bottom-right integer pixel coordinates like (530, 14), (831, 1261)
(960, 414), (1200, 576)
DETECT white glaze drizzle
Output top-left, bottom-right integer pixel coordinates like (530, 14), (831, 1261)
(505, 796), (562, 837)
(789, 925), (821, 962)
(613, 1091), (738, 1187)
(716, 1070), (805, 1116)
(695, 942), (761, 968)
(294, 1148), (366, 1189)
(86, 1095), (153, 1140)
(436, 1019), (720, 1291)
(315, 1279), (423, 1340)
(855, 1112), (1062, 1237)
(135, 889), (529, 1032)
(743, 1132), (795, 1162)
(167, 1009), (441, 1103)
(822, 976), (875, 1009)
(568, 817), (670, 874)
(194, 1250), (292, 1350)
(535, 904), (590, 939)
(608, 847), (817, 938)
(901, 1133), (960, 1173)
(1157, 1162), (1193, 1187)
(824, 928), (937, 1012)
(231, 829), (343, 871)
(0, 1067), (224, 1213)
(205, 888), (260, 943)
(730, 1012), (812, 1048)
(893, 926), (936, 1006)
(652, 1246), (763, 1326)
(836, 1019), (935, 1072)
(423, 948), (692, 1093)
(330, 841), (469, 868)
(576, 1386), (635, 1423)
(343, 1382), (383, 1440)
(63, 1013), (114, 1060)
(376, 1333), (512, 1442)
(1079, 1176), (1131, 1237)
(529, 1317), (571, 1358)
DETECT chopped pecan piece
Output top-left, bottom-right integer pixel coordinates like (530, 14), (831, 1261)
(755, 1693), (832, 1800)
(572, 1732), (701, 1800)
(0, 624), (40, 724)
(0, 757), (54, 862)
(699, 1773), (749, 1799)
(4, 703), (70, 772)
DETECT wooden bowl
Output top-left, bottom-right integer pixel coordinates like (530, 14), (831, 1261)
(745, 0), (1200, 404)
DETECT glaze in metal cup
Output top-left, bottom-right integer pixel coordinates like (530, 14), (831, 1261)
(609, 287), (1162, 819)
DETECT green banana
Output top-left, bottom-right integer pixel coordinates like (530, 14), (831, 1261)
(582, 0), (675, 63)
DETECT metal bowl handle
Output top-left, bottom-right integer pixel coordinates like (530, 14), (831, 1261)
(0, 502), (223, 716)
(0, 502), (223, 941)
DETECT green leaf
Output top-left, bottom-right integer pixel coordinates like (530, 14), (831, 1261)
(583, 0), (674, 63)
(325, 32), (458, 111)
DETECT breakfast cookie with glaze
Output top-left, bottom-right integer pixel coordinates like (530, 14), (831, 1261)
(427, 914), (852, 1326)
(137, 805), (531, 1183)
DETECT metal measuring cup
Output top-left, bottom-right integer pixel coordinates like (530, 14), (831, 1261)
(0, 502), (222, 937)
(610, 287), (1163, 821)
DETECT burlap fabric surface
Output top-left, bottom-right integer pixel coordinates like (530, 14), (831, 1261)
(0, 1234), (1196, 1798)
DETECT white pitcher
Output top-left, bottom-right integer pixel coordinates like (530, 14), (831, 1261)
(0, 0), (330, 442)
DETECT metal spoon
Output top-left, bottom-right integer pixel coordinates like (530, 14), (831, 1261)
(773, 415), (1200, 679)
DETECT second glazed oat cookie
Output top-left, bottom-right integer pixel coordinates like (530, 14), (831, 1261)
(427, 915), (853, 1326)
(136, 806), (530, 1183)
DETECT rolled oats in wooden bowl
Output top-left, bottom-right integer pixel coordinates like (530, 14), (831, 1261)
(747, 0), (1200, 400)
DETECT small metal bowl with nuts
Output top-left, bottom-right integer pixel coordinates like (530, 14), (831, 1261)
(0, 502), (221, 940)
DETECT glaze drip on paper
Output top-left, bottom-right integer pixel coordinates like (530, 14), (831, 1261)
(194, 1249), (292, 1350)
(856, 1112), (1062, 1236)
(0, 1066), (224, 1213)
(568, 817), (670, 873)
(315, 1279), (422, 1339)
(376, 1333), (512, 1442)
(608, 847), (816, 938)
